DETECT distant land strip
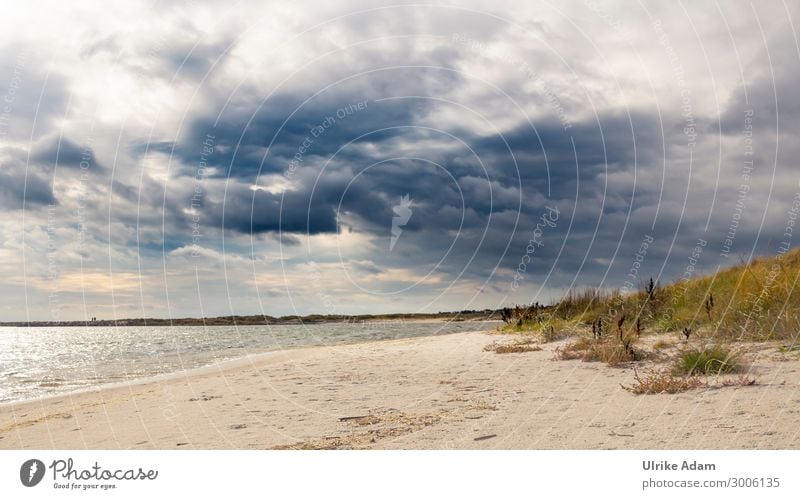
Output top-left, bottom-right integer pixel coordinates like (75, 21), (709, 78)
(0, 310), (505, 327)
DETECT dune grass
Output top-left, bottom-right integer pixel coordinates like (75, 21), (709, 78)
(503, 247), (800, 343)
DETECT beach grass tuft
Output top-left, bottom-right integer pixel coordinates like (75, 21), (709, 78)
(674, 345), (740, 375)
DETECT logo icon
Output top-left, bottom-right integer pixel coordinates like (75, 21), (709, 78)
(390, 194), (413, 251)
(20, 459), (45, 487)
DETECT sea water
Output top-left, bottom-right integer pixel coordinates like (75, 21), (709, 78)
(0, 321), (498, 402)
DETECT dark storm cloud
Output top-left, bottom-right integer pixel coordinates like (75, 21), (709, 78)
(212, 183), (340, 235)
(128, 31), (691, 263)
(0, 51), (70, 211)
(468, 109), (672, 193)
(168, 98), (699, 302)
(0, 160), (55, 209)
(172, 98), (688, 274)
(118, 42), (727, 306)
(133, 93), (426, 179)
(31, 136), (101, 171)
(126, 26), (706, 295)
(146, 57), (464, 179)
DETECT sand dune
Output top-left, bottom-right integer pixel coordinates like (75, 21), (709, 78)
(1, 331), (799, 449)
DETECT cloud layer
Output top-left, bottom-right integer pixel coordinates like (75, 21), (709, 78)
(0, 0), (798, 320)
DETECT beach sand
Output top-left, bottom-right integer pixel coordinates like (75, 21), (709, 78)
(1, 331), (799, 449)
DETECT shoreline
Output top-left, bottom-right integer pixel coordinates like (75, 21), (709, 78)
(0, 321), (501, 406)
(0, 326), (499, 408)
(0, 347), (311, 410)
(1, 330), (799, 449)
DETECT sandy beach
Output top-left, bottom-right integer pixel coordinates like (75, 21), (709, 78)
(1, 330), (799, 450)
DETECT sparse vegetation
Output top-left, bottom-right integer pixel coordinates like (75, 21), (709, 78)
(554, 336), (593, 360)
(499, 306), (577, 343)
(555, 335), (645, 366)
(484, 336), (542, 354)
(712, 375), (757, 389)
(652, 339), (673, 351)
(504, 249), (799, 393)
(779, 343), (800, 353)
(485, 342), (542, 354)
(622, 369), (704, 395)
(499, 303), (546, 327)
(493, 344), (542, 354)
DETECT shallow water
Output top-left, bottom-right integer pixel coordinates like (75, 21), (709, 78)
(0, 320), (498, 403)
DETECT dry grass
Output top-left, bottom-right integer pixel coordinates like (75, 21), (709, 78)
(555, 336), (645, 366)
(711, 374), (757, 389)
(652, 339), (673, 351)
(491, 344), (542, 354)
(554, 336), (594, 360)
(622, 369), (704, 395)
(551, 287), (619, 320)
(484, 336), (542, 354)
(622, 368), (757, 396)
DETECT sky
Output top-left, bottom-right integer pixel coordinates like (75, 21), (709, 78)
(0, 0), (798, 321)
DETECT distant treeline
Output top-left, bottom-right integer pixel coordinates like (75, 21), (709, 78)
(0, 309), (502, 327)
